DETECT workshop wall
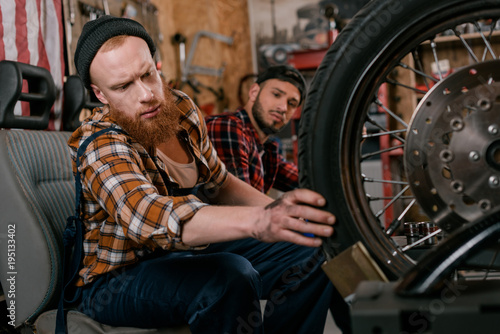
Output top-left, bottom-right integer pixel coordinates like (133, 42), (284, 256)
(152, 0), (254, 115)
(63, 0), (254, 115)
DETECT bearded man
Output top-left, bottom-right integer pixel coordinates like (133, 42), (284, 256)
(67, 15), (351, 334)
(206, 65), (304, 194)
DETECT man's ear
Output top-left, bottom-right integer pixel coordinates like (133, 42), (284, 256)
(248, 83), (261, 103)
(91, 84), (109, 105)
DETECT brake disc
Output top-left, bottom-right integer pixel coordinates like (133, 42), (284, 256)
(405, 59), (500, 232)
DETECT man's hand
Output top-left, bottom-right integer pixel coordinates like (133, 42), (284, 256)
(252, 189), (335, 247)
(183, 187), (335, 248)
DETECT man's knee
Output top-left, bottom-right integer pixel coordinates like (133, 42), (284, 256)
(215, 253), (261, 292)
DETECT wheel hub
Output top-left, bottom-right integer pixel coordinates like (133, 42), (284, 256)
(405, 60), (500, 232)
(486, 139), (500, 171)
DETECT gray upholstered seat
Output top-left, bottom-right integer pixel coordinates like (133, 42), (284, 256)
(0, 60), (190, 333)
(0, 129), (74, 326)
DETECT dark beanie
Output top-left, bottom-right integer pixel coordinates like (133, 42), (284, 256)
(74, 15), (156, 89)
(256, 65), (307, 105)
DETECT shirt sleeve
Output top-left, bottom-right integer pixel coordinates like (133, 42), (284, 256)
(79, 132), (208, 251)
(271, 154), (299, 192)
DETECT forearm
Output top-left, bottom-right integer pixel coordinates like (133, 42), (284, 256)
(181, 174), (273, 246)
(181, 205), (262, 246)
(211, 173), (273, 206)
(182, 188), (337, 248)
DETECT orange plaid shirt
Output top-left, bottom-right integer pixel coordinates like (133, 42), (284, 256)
(68, 89), (228, 285)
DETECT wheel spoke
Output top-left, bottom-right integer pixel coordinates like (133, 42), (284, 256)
(374, 99), (408, 128)
(375, 185), (410, 219)
(402, 228), (442, 251)
(363, 128), (406, 139)
(365, 116), (406, 143)
(386, 77), (428, 95)
(429, 39), (445, 80)
(453, 30), (480, 63)
(367, 195), (415, 202)
(362, 175), (408, 185)
(411, 50), (433, 91)
(361, 144), (405, 161)
(398, 61), (438, 85)
(474, 22), (497, 60)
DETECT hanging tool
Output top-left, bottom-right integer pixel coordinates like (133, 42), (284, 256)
(102, 0), (110, 15)
(172, 33), (187, 81)
(81, 3), (104, 21)
(182, 30), (234, 82)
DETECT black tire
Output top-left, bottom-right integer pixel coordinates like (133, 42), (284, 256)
(299, 0), (500, 279)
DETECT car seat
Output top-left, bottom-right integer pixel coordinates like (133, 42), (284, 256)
(0, 60), (190, 334)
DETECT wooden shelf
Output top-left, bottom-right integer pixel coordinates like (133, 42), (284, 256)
(421, 29), (500, 45)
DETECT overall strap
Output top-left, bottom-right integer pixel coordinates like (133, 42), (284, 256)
(168, 183), (204, 197)
(158, 166), (204, 198)
(73, 128), (127, 217)
(56, 127), (127, 334)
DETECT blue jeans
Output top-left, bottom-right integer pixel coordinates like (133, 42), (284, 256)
(78, 238), (351, 334)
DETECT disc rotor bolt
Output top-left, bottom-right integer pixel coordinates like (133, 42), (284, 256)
(450, 180), (464, 193)
(479, 199), (492, 211)
(450, 118), (464, 131)
(489, 175), (500, 188)
(488, 124), (499, 136)
(469, 151), (480, 162)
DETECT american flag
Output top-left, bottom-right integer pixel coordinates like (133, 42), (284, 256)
(0, 0), (65, 130)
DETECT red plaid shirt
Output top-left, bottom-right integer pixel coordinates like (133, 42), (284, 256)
(205, 108), (298, 194)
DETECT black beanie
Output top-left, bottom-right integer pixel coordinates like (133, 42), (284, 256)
(256, 65), (307, 105)
(74, 15), (156, 89)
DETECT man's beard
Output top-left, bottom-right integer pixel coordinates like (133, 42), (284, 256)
(252, 96), (281, 136)
(109, 82), (180, 149)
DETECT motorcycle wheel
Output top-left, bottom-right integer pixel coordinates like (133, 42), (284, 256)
(299, 0), (500, 279)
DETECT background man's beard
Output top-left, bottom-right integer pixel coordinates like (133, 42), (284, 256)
(252, 99), (280, 135)
(110, 87), (180, 149)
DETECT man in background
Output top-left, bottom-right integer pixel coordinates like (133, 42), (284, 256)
(206, 65), (304, 194)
